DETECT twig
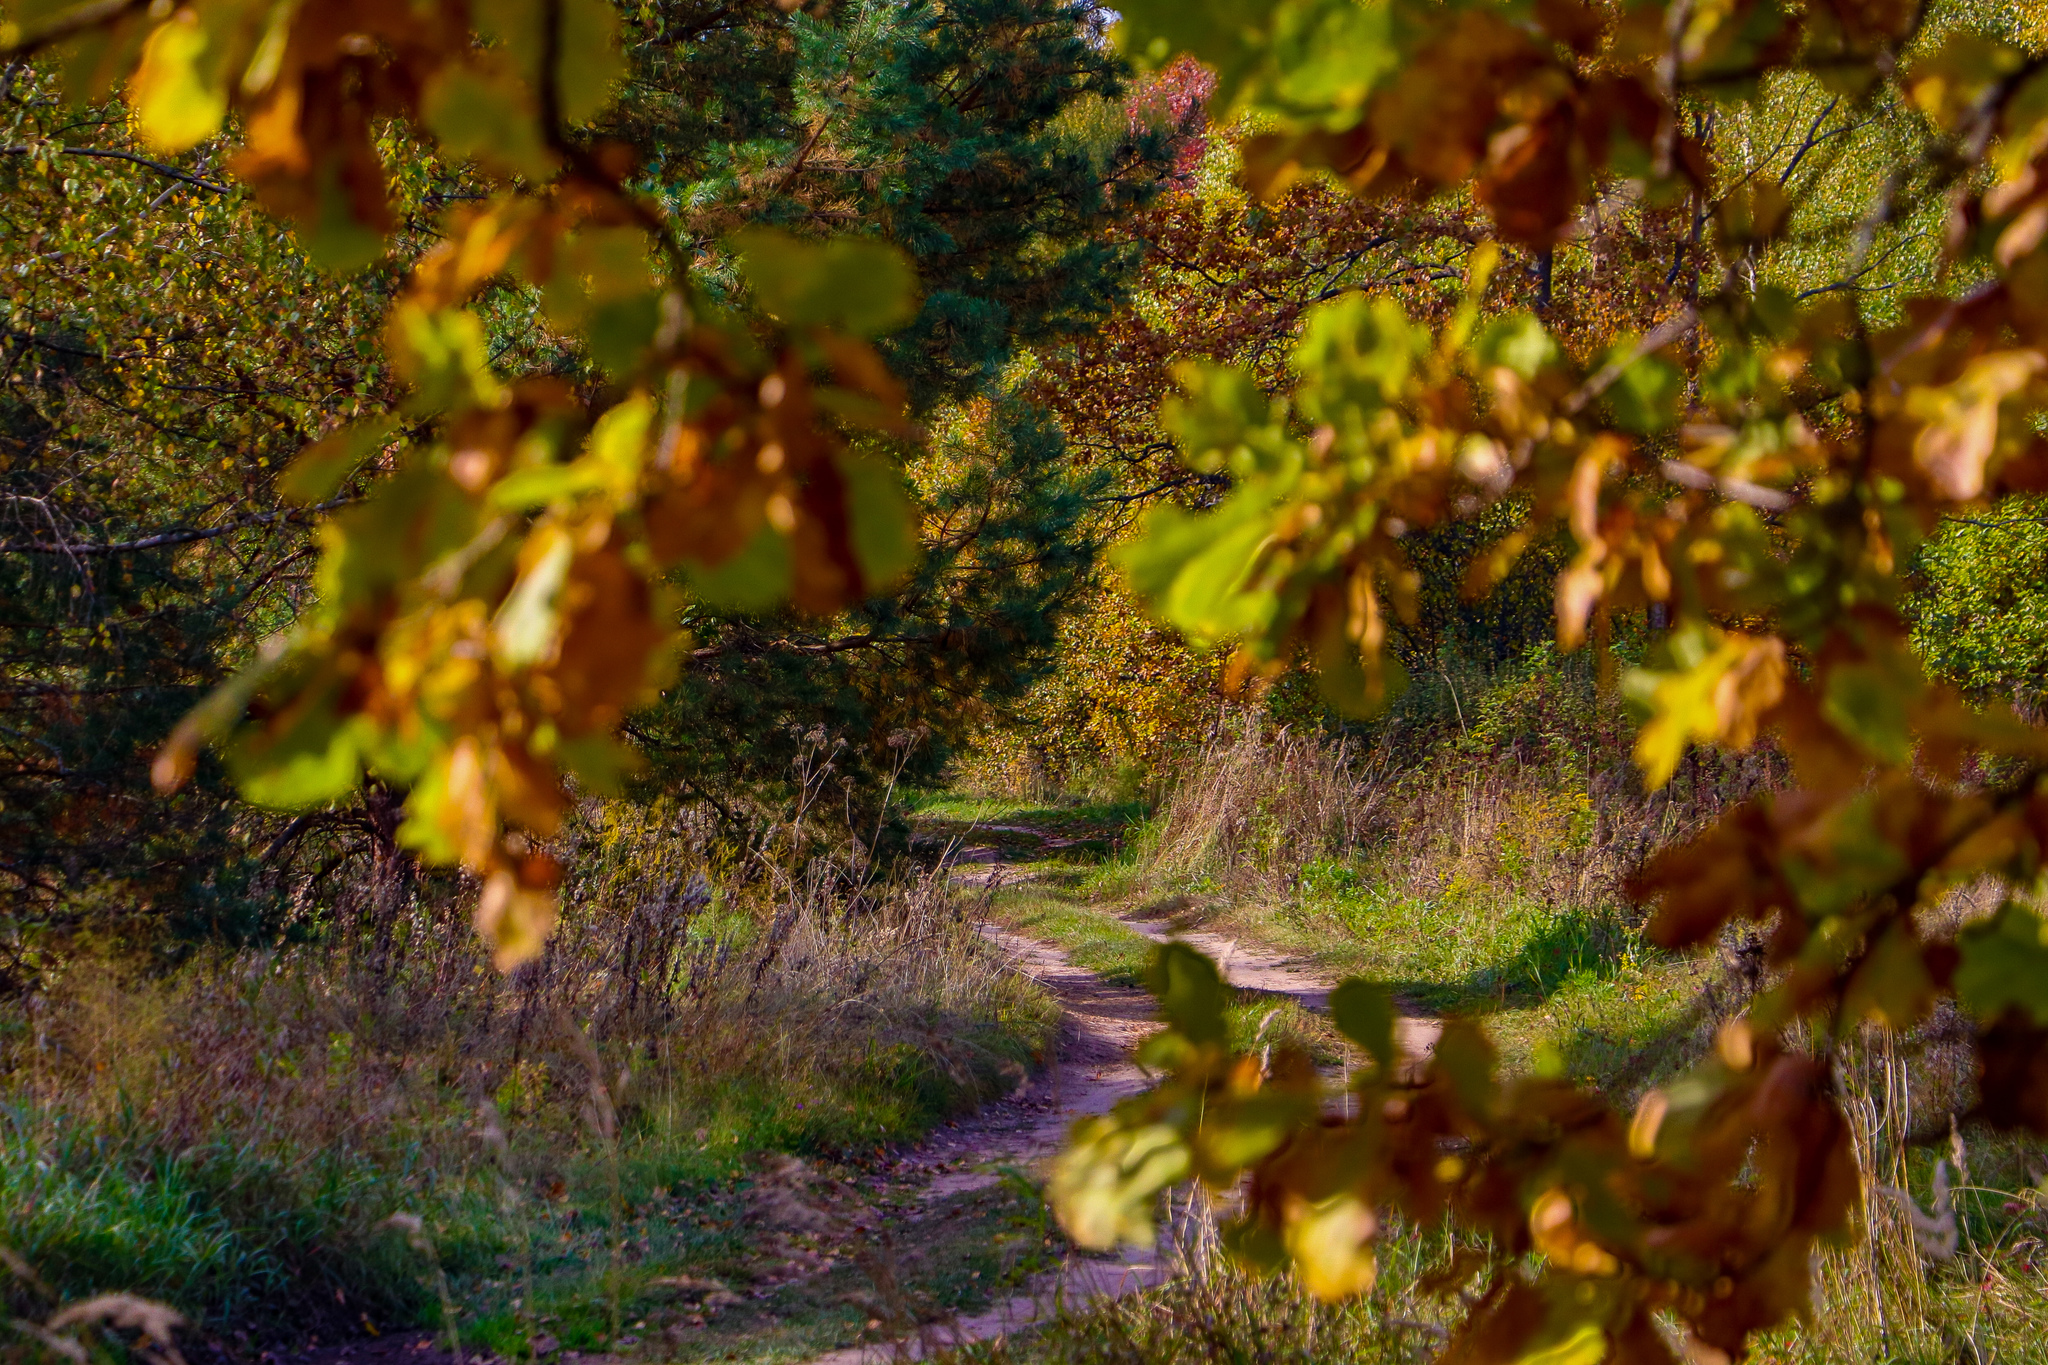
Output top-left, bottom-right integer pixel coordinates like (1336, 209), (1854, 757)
(0, 143), (228, 193)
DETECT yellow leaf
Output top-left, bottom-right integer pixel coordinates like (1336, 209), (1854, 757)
(1515, 1322), (1608, 1365)
(475, 869), (557, 971)
(1047, 1118), (1191, 1249)
(492, 526), (575, 669)
(130, 9), (227, 153)
(1283, 1194), (1378, 1301)
(1906, 351), (2045, 500)
(1627, 630), (1785, 787)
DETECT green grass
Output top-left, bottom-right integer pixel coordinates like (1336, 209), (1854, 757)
(990, 882), (1158, 987)
(902, 794), (1148, 863)
(0, 1025), (1055, 1345)
(1161, 871), (1705, 1088)
(0, 1105), (428, 1333)
(453, 1170), (1064, 1365)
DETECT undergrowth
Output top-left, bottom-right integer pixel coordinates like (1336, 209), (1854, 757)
(0, 798), (1058, 1346)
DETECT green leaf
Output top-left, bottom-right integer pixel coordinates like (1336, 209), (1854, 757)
(1295, 296), (1426, 419)
(1956, 901), (2048, 1025)
(302, 156), (388, 274)
(1148, 941), (1229, 1046)
(1821, 661), (1914, 764)
(1114, 0), (1281, 94)
(488, 462), (601, 510)
(235, 727), (362, 809)
(1219, 1216), (1288, 1271)
(1515, 1322), (1607, 1365)
(1116, 495), (1279, 648)
(684, 523), (792, 610)
(838, 453), (920, 591)
(584, 390), (653, 496)
(280, 416), (397, 506)
(1160, 363), (1278, 475)
(421, 65), (555, 181)
(476, 0), (625, 126)
(1603, 343), (1684, 434)
(552, 732), (639, 796)
(554, 0), (626, 123)
(1841, 917), (1935, 1029)
(1473, 314), (1562, 380)
(585, 292), (663, 376)
(1312, 617), (1407, 719)
(732, 228), (919, 337)
(315, 469), (479, 618)
(227, 662), (366, 810)
(1284, 1193), (1377, 1301)
(1430, 1019), (1496, 1116)
(1268, 0), (1396, 119)
(390, 305), (504, 414)
(1329, 979), (1396, 1072)
(1197, 1095), (1302, 1169)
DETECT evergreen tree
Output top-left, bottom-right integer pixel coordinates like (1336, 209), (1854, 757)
(612, 0), (1181, 811)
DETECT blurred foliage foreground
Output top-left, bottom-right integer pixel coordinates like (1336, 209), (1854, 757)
(15, 0), (2048, 1359)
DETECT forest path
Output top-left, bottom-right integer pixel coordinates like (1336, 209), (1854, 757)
(802, 841), (1174, 1364)
(1113, 902), (1442, 1073)
(282, 835), (1174, 1365)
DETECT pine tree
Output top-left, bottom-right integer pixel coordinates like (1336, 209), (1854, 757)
(612, 0), (1181, 813)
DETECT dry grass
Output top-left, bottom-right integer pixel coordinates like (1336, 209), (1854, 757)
(1139, 726), (1382, 899)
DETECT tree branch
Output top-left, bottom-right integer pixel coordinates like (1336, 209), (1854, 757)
(0, 143), (228, 193)
(0, 498), (354, 556)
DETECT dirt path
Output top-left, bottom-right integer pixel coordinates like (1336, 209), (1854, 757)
(813, 833), (1442, 1362)
(800, 841), (1180, 1365)
(804, 927), (1170, 1365)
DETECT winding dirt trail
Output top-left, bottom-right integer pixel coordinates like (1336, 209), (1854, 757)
(815, 834), (1436, 1362)
(805, 926), (1170, 1365)
(803, 848), (1172, 1364)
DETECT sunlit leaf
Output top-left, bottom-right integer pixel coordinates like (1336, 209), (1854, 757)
(1148, 941), (1229, 1046)
(129, 9), (226, 153)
